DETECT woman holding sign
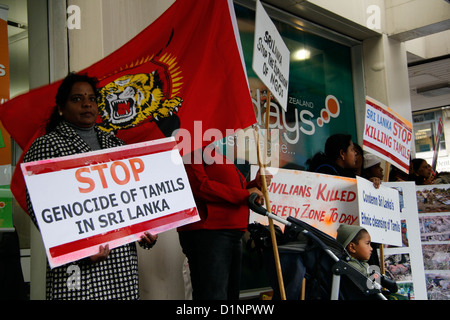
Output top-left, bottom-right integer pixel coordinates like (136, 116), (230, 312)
(23, 73), (157, 300)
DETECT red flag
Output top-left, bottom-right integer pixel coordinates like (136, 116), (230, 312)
(0, 0), (255, 212)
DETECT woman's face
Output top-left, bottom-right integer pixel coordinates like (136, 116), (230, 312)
(416, 160), (431, 178)
(60, 81), (98, 128)
(368, 163), (384, 179)
(353, 148), (363, 173)
(342, 141), (357, 168)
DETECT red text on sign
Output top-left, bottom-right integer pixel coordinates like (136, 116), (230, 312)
(75, 158), (145, 193)
(392, 122), (412, 144)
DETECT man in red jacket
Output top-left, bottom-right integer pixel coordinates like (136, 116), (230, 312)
(178, 146), (270, 300)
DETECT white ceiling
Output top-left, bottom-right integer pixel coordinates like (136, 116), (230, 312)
(3, 0), (450, 113)
(2, 0), (26, 37)
(408, 57), (450, 112)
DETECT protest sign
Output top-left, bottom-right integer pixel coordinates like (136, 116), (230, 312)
(415, 184), (450, 300)
(383, 181), (427, 300)
(252, 0), (290, 111)
(250, 166), (358, 237)
(22, 137), (198, 268)
(363, 96), (412, 173)
(357, 176), (402, 246)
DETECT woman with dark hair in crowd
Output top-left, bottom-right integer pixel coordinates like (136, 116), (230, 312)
(352, 143), (364, 177)
(23, 73), (157, 300)
(307, 133), (357, 178)
(408, 158), (434, 185)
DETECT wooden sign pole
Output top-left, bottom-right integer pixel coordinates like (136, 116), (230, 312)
(379, 161), (391, 275)
(254, 91), (286, 300)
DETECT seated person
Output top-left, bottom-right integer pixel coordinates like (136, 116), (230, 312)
(336, 224), (398, 299)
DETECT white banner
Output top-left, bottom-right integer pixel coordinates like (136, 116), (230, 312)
(363, 96), (412, 173)
(250, 166), (358, 238)
(22, 137), (199, 268)
(252, 0), (290, 111)
(250, 167), (403, 245)
(357, 176), (402, 246)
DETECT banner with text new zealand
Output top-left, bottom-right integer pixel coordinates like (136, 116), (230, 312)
(21, 137), (199, 268)
(363, 96), (412, 173)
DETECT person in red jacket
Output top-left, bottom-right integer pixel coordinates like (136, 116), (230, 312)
(178, 146), (270, 300)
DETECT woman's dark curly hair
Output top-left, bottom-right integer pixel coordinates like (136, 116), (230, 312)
(46, 73), (99, 133)
(324, 134), (353, 162)
(411, 158), (426, 173)
(307, 134), (353, 171)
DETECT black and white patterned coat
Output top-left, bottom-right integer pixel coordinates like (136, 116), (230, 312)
(24, 121), (146, 300)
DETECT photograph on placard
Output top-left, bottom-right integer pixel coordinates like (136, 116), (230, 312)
(419, 215), (450, 242)
(384, 253), (412, 282)
(425, 271), (450, 300)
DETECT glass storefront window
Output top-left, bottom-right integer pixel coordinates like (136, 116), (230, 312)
(234, 3), (360, 170)
(413, 110), (445, 153)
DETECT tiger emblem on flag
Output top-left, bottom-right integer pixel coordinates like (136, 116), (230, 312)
(97, 72), (182, 133)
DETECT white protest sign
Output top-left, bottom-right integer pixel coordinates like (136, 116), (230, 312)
(250, 166), (358, 238)
(356, 176), (402, 246)
(252, 0), (290, 111)
(363, 96), (412, 173)
(384, 181), (427, 300)
(22, 137), (199, 268)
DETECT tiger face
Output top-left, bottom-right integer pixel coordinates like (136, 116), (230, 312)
(97, 72), (182, 132)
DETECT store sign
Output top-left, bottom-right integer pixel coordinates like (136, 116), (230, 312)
(22, 137), (199, 268)
(252, 0), (290, 111)
(363, 96), (412, 173)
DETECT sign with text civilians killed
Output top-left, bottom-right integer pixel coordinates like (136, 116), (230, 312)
(250, 166), (358, 238)
(363, 96), (412, 173)
(21, 137), (199, 268)
(356, 176), (402, 246)
(252, 0), (290, 111)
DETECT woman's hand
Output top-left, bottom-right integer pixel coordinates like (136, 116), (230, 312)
(90, 244), (110, 264)
(248, 187), (265, 205)
(369, 177), (381, 189)
(139, 232), (158, 247)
